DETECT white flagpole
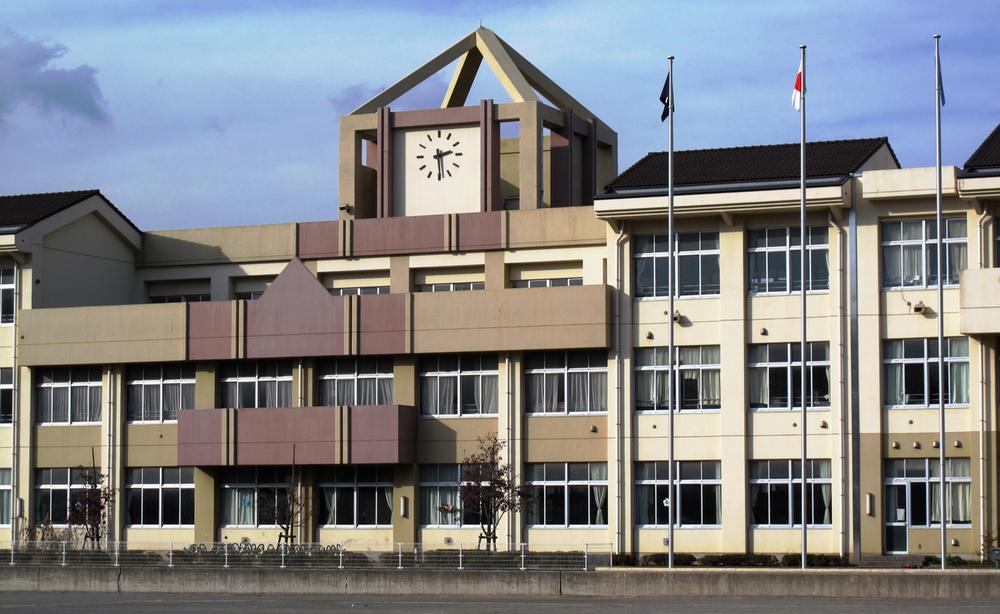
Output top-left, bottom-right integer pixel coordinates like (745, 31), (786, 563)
(798, 43), (808, 571)
(934, 33), (947, 572)
(666, 54), (676, 570)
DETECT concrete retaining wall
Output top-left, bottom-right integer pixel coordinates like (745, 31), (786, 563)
(1, 567), (998, 600)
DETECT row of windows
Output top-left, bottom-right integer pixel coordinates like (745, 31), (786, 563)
(23, 459), (972, 531)
(20, 337), (971, 426)
(632, 218), (969, 299)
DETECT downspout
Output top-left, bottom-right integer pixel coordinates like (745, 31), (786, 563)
(976, 206), (990, 558)
(613, 221), (628, 555)
(105, 366), (116, 547)
(297, 359), (304, 407)
(505, 353), (513, 545)
(829, 208), (848, 559)
(9, 261), (19, 548)
(847, 189), (862, 563)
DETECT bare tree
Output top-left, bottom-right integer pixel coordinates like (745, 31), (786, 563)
(447, 434), (530, 552)
(67, 465), (113, 549)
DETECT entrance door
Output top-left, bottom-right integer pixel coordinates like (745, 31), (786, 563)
(884, 483), (908, 553)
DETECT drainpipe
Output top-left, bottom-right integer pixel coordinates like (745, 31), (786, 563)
(297, 359), (304, 407)
(613, 222), (628, 555)
(829, 208), (848, 559)
(9, 262), (19, 548)
(505, 353), (513, 545)
(105, 366), (116, 547)
(976, 207), (990, 558)
(847, 193), (862, 563)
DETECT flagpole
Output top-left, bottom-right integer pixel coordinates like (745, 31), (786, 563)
(798, 43), (808, 571)
(934, 33), (947, 572)
(666, 54), (676, 570)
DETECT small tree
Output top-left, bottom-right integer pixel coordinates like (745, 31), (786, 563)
(449, 434), (530, 552)
(67, 465), (113, 549)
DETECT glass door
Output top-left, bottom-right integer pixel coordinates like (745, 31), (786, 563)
(884, 483), (908, 554)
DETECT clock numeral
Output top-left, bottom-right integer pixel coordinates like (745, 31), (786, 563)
(419, 165), (426, 170)
(427, 134), (433, 142)
(455, 152), (463, 156)
(416, 154), (424, 159)
(426, 171), (432, 178)
(447, 132), (452, 140)
(437, 130), (441, 137)
(419, 144), (426, 149)
(446, 170), (452, 177)
(453, 141), (460, 147)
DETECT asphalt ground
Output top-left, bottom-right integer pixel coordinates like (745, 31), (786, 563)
(0, 593), (995, 613)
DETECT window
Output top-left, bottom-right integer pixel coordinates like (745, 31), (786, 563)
(748, 342), (830, 411)
(748, 227), (829, 294)
(126, 364), (195, 422)
(125, 467), (195, 527)
(150, 294), (211, 303)
(526, 462), (608, 527)
(634, 346), (720, 412)
(881, 218), (967, 288)
(884, 458), (971, 526)
(34, 468), (94, 525)
(512, 278), (583, 288)
(420, 354), (498, 416)
(318, 466), (393, 527)
(525, 350), (607, 414)
(749, 459), (832, 527)
(35, 367), (102, 424)
(235, 290), (265, 300)
(634, 461), (720, 527)
(330, 286), (390, 296)
(415, 282), (485, 292)
(883, 338), (969, 407)
(219, 361), (292, 409)
(0, 469), (10, 525)
(419, 464), (479, 527)
(0, 368), (11, 424)
(220, 467), (291, 527)
(0, 266), (14, 325)
(317, 357), (393, 406)
(634, 232), (720, 298)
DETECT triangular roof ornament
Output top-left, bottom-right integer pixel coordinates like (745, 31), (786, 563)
(350, 27), (596, 119)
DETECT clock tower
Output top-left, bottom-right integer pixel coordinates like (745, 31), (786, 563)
(337, 27), (618, 220)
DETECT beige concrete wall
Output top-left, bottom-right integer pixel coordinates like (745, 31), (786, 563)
(125, 424), (178, 467)
(142, 224), (297, 267)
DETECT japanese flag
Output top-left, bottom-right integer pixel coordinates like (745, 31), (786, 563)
(791, 59), (803, 111)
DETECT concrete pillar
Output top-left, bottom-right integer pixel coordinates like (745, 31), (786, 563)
(193, 467), (216, 545)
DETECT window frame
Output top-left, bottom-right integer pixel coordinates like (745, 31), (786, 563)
(748, 459), (832, 528)
(525, 462), (609, 528)
(524, 350), (608, 415)
(880, 217), (967, 290)
(329, 286), (390, 296)
(419, 355), (499, 417)
(219, 361), (293, 409)
(634, 231), (721, 300)
(634, 345), (721, 413)
(418, 463), (481, 528)
(219, 467), (292, 528)
(0, 265), (14, 326)
(634, 460), (721, 528)
(0, 367), (12, 425)
(415, 282), (485, 293)
(33, 468), (93, 527)
(126, 364), (196, 423)
(317, 466), (393, 528)
(316, 357), (394, 406)
(124, 467), (195, 528)
(748, 342), (831, 412)
(747, 226), (829, 295)
(0, 468), (10, 526)
(511, 277), (583, 288)
(883, 458), (972, 528)
(35, 367), (103, 425)
(882, 337), (969, 409)
(149, 294), (211, 303)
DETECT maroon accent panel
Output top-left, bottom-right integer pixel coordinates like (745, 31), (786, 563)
(352, 215), (448, 256)
(177, 409), (226, 466)
(297, 221), (340, 259)
(188, 301), (234, 361)
(391, 107), (479, 128)
(582, 118), (597, 204)
(245, 258), (347, 359)
(358, 294), (406, 355)
(456, 211), (503, 252)
(235, 407), (339, 465)
(349, 405), (416, 464)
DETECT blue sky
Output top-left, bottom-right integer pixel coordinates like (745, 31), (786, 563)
(0, 0), (997, 229)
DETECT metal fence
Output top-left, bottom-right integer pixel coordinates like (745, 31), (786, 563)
(4, 541), (613, 571)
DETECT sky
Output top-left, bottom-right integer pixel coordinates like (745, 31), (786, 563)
(0, 0), (998, 230)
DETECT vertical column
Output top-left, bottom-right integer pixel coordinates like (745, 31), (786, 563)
(518, 103), (542, 210)
(581, 120), (597, 207)
(376, 107), (394, 218)
(500, 352), (523, 546)
(393, 356), (417, 544)
(193, 467), (216, 545)
(718, 219), (748, 553)
(480, 100), (501, 212)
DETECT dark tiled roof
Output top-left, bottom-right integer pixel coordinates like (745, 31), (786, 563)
(0, 190), (100, 229)
(963, 122), (1000, 171)
(605, 137), (897, 192)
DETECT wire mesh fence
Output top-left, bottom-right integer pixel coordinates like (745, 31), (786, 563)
(3, 541), (613, 571)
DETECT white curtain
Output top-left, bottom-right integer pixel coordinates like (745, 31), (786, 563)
(377, 377), (393, 405)
(883, 245), (902, 287)
(948, 362), (969, 404)
(140, 385), (159, 422)
(950, 483), (971, 524)
(182, 382), (195, 411)
(480, 375), (498, 414)
(381, 486), (393, 524)
(421, 486), (440, 525)
(357, 378), (377, 405)
(589, 373), (607, 412)
(276, 381), (292, 407)
(634, 371), (654, 410)
(902, 244), (922, 285)
(749, 367), (767, 407)
(225, 488), (255, 526)
(930, 482), (942, 524)
(567, 372), (588, 412)
(52, 388), (69, 423)
(655, 371), (670, 411)
(162, 383), (181, 421)
(439, 377), (457, 415)
(544, 373), (561, 413)
(884, 364), (904, 405)
(820, 484), (832, 524)
(322, 488), (336, 525)
(420, 378), (437, 415)
(701, 369), (721, 408)
(127, 385), (143, 422)
(707, 484), (721, 525)
(592, 485), (607, 525)
(948, 243), (967, 284)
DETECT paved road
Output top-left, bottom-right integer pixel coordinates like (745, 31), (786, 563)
(0, 593), (995, 613)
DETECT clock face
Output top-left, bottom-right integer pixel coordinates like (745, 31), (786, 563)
(415, 130), (465, 182)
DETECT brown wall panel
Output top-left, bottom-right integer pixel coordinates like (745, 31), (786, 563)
(523, 415), (607, 462)
(415, 417), (497, 463)
(297, 221), (341, 259)
(235, 407), (342, 465)
(176, 409), (226, 467)
(358, 294), (406, 355)
(245, 259), (348, 359)
(349, 405), (417, 464)
(34, 426), (103, 468)
(352, 215), (448, 257)
(187, 301), (235, 361)
(456, 211), (503, 252)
